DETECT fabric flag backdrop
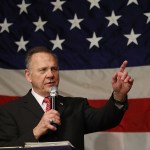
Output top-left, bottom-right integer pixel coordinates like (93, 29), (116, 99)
(0, 0), (150, 149)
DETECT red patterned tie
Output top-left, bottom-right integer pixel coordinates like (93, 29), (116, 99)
(43, 97), (50, 112)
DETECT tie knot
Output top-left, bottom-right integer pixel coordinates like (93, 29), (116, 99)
(43, 97), (50, 103)
(43, 97), (50, 111)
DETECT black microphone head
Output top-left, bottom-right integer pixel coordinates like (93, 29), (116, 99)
(50, 86), (58, 97)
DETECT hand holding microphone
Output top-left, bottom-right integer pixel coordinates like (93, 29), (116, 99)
(33, 87), (60, 139)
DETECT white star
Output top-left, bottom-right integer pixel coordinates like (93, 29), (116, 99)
(127, 0), (138, 5)
(33, 17), (47, 31)
(87, 0), (101, 9)
(68, 14), (83, 30)
(51, 0), (66, 12)
(124, 29), (141, 46)
(0, 18), (13, 33)
(50, 34), (65, 50)
(144, 12), (150, 24)
(87, 32), (102, 49)
(17, 0), (31, 14)
(15, 36), (29, 52)
(105, 11), (121, 27)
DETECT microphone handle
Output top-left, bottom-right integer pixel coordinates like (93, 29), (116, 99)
(50, 96), (57, 128)
(51, 96), (56, 110)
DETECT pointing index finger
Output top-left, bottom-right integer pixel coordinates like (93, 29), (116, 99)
(119, 60), (128, 72)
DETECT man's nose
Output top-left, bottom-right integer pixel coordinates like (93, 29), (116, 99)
(46, 69), (54, 77)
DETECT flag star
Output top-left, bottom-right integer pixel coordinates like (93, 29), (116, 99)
(124, 29), (141, 46)
(87, 0), (101, 9)
(68, 14), (84, 30)
(50, 34), (65, 50)
(0, 18), (13, 33)
(15, 36), (29, 52)
(105, 11), (121, 27)
(127, 0), (138, 5)
(17, 0), (31, 14)
(33, 17), (47, 32)
(144, 12), (150, 24)
(50, 0), (66, 12)
(87, 32), (102, 49)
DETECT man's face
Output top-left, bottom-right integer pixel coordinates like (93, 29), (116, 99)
(25, 52), (59, 97)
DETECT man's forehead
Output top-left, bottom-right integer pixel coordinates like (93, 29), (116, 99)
(30, 52), (57, 66)
(30, 52), (56, 62)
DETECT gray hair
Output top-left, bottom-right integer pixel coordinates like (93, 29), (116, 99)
(25, 46), (58, 69)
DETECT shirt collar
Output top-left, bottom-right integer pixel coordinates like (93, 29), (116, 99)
(31, 88), (44, 106)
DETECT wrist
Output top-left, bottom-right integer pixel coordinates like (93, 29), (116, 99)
(33, 127), (41, 140)
(113, 91), (126, 102)
(113, 91), (128, 110)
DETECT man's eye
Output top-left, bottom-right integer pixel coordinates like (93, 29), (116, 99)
(40, 68), (47, 72)
(51, 67), (59, 72)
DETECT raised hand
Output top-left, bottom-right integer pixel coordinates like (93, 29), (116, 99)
(112, 60), (134, 101)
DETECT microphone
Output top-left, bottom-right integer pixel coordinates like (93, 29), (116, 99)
(50, 86), (58, 110)
(49, 86), (58, 128)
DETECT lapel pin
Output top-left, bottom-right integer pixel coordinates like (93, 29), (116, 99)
(60, 102), (63, 106)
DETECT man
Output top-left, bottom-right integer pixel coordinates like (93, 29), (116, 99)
(0, 46), (133, 150)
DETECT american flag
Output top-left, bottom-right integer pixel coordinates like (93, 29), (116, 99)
(0, 0), (150, 150)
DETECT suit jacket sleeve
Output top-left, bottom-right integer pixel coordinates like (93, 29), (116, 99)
(83, 94), (127, 134)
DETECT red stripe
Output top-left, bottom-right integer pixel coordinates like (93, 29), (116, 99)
(0, 95), (19, 105)
(0, 96), (150, 132)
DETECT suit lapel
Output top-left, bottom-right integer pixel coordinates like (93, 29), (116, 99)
(22, 91), (44, 119)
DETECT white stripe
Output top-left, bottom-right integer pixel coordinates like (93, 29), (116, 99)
(0, 69), (30, 96)
(84, 132), (150, 150)
(0, 65), (150, 98)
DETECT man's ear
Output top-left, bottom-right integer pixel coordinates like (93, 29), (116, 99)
(25, 69), (32, 83)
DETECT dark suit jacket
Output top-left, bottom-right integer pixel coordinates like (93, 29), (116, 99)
(0, 90), (127, 150)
